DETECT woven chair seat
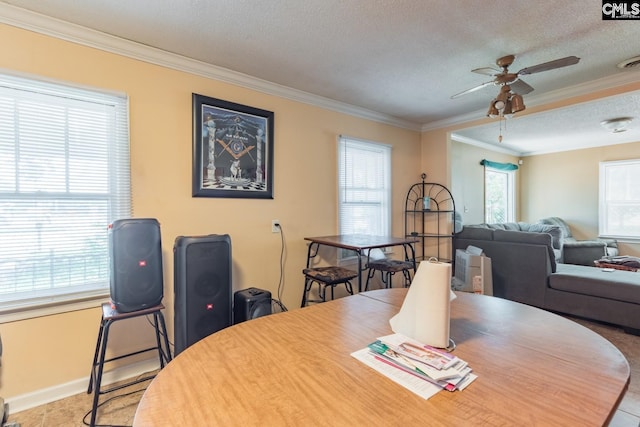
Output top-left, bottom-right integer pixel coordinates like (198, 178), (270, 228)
(302, 266), (358, 284)
(367, 259), (414, 273)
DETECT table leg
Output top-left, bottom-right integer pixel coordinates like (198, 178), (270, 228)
(357, 250), (363, 293)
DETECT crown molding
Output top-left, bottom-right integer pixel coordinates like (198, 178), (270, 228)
(0, 3), (421, 131)
(450, 134), (522, 156)
(423, 71), (640, 132)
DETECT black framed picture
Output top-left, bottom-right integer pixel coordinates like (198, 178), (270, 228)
(192, 93), (274, 199)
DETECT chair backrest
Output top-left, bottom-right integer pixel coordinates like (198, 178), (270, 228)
(539, 217), (572, 239)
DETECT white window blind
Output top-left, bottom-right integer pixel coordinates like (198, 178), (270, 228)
(599, 159), (640, 239)
(338, 136), (391, 239)
(0, 73), (131, 312)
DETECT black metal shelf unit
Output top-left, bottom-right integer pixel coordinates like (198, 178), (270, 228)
(404, 174), (456, 262)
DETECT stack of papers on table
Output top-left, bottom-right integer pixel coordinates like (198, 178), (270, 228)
(351, 333), (477, 400)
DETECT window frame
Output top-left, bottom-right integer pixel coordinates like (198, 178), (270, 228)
(484, 166), (516, 223)
(337, 135), (391, 261)
(0, 71), (131, 322)
(599, 159), (640, 240)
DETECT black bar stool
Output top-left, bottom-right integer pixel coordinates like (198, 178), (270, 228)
(87, 302), (172, 426)
(363, 244), (416, 291)
(301, 266), (358, 307)
(364, 259), (414, 290)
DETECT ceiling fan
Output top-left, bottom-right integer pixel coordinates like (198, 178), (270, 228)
(451, 54), (580, 118)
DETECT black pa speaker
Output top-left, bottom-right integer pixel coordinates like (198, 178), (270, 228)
(174, 234), (232, 355)
(233, 287), (272, 324)
(109, 218), (164, 313)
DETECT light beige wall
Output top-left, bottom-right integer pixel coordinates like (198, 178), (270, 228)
(522, 141), (640, 257)
(420, 128), (450, 184)
(0, 25), (421, 398)
(450, 141), (520, 225)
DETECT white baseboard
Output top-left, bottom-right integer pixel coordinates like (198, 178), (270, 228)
(5, 358), (160, 414)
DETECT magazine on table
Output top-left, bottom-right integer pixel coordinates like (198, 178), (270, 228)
(351, 333), (477, 399)
(376, 333), (460, 370)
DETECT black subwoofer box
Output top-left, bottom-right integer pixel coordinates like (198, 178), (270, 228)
(109, 218), (164, 313)
(234, 287), (272, 324)
(173, 234), (232, 355)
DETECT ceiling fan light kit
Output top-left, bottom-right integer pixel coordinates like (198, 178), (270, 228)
(486, 85), (525, 118)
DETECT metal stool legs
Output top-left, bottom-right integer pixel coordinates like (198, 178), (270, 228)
(87, 304), (172, 427)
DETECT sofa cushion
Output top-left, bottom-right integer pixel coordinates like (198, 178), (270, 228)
(493, 229), (556, 272)
(539, 217), (573, 239)
(482, 222), (562, 249)
(550, 264), (640, 305)
(485, 222), (520, 231)
(519, 223), (563, 250)
(456, 226), (494, 241)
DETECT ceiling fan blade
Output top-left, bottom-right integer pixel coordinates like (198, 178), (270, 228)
(517, 56), (580, 75)
(471, 67), (501, 76)
(510, 79), (534, 95)
(450, 81), (495, 99)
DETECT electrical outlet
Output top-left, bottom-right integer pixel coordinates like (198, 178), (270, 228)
(271, 220), (280, 233)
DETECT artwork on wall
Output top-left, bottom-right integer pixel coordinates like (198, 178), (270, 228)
(192, 93), (274, 199)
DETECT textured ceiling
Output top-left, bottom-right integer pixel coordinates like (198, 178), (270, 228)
(2, 0), (640, 154)
(453, 91), (640, 156)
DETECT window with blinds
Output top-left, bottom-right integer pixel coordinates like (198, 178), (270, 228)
(337, 136), (391, 257)
(599, 159), (640, 239)
(0, 73), (131, 313)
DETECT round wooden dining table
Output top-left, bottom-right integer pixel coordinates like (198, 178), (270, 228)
(133, 289), (629, 426)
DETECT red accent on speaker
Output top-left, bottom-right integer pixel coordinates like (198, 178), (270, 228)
(173, 234), (232, 356)
(233, 287), (272, 324)
(109, 218), (164, 313)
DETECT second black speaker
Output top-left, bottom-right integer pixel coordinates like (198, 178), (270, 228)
(174, 234), (232, 356)
(233, 287), (272, 324)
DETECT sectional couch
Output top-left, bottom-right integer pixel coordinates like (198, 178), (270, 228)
(539, 216), (619, 265)
(454, 223), (640, 333)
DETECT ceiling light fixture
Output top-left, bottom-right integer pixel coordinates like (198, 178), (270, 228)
(600, 117), (634, 133)
(617, 56), (640, 70)
(486, 85), (526, 119)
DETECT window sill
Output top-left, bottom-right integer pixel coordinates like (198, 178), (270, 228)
(0, 293), (109, 323)
(599, 235), (640, 244)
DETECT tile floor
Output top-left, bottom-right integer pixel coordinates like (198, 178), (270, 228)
(5, 374), (151, 427)
(5, 318), (640, 427)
